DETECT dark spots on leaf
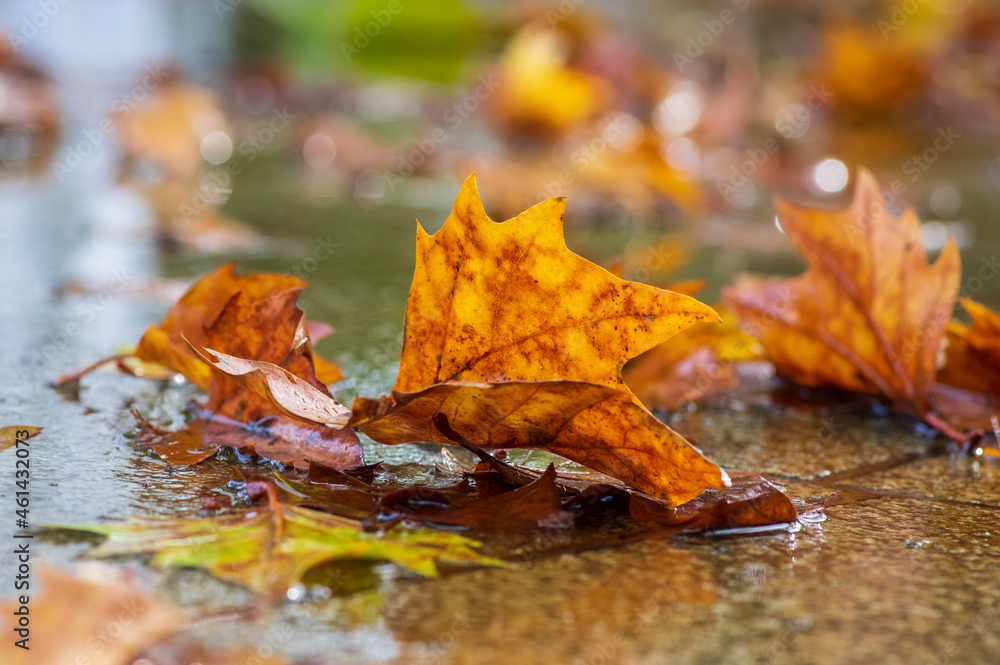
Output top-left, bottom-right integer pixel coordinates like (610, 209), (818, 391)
(528, 427), (555, 447)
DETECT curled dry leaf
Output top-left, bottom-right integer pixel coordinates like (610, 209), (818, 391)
(133, 262), (341, 390)
(126, 264), (361, 470)
(0, 563), (181, 665)
(190, 344), (351, 428)
(724, 169), (961, 428)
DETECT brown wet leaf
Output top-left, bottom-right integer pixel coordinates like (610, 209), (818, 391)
(0, 425), (41, 453)
(671, 476), (800, 531)
(133, 412), (360, 471)
(377, 464), (574, 533)
(723, 169), (961, 429)
(0, 563), (181, 665)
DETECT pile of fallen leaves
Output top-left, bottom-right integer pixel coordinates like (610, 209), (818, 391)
(54, 170), (999, 598)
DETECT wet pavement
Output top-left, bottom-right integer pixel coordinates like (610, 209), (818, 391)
(1, 5), (999, 657)
(4, 221), (999, 664)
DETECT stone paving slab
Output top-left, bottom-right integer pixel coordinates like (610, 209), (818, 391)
(843, 455), (1000, 508)
(675, 406), (938, 480)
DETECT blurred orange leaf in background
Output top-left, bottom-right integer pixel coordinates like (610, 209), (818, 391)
(623, 307), (762, 410)
(724, 169), (961, 427)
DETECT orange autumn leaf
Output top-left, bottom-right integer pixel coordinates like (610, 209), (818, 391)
(934, 299), (1000, 429)
(623, 307), (762, 410)
(368, 174), (725, 502)
(394, 174), (718, 400)
(723, 169), (961, 422)
(134, 262), (342, 390)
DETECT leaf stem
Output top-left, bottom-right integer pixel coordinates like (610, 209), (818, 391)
(55, 353), (132, 385)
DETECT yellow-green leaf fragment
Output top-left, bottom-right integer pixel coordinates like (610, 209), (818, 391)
(47, 503), (502, 596)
